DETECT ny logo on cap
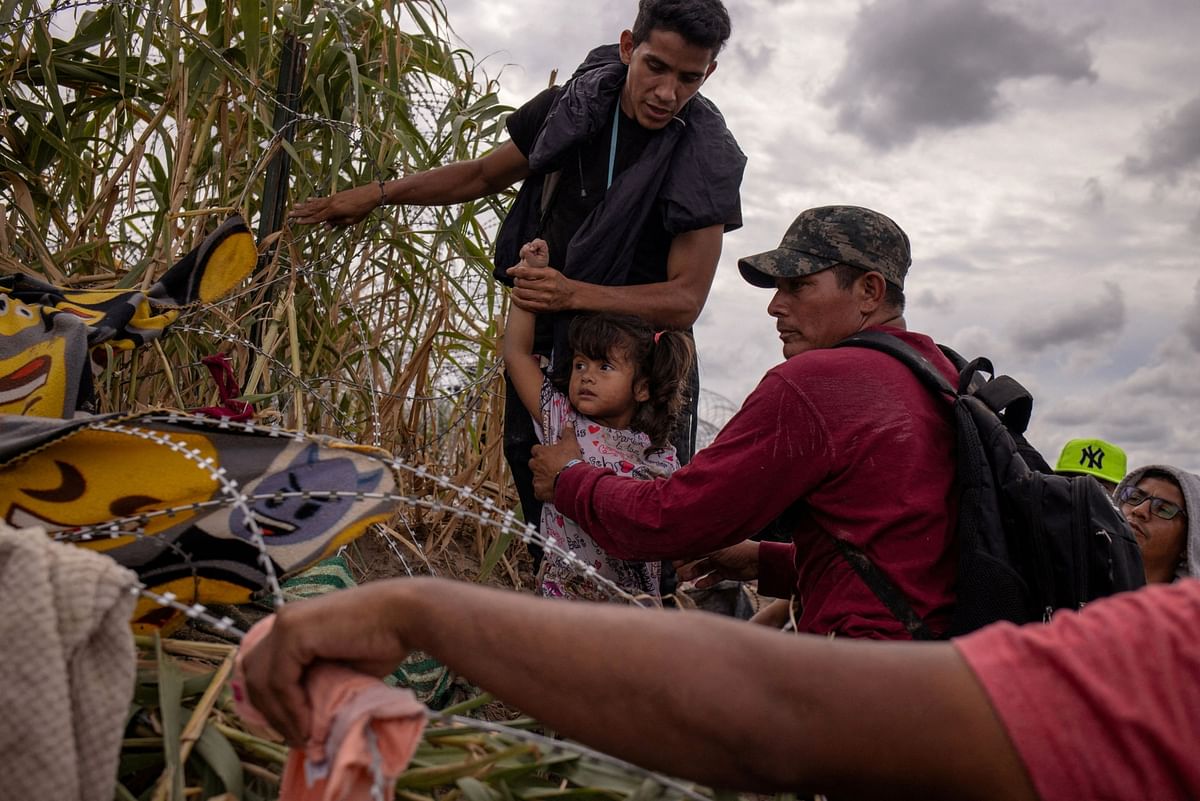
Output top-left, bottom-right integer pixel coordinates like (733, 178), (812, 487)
(1079, 445), (1105, 471)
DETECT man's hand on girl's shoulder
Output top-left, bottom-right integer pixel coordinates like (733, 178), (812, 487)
(531, 429), (584, 501)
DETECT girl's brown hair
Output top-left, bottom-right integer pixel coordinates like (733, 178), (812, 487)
(552, 313), (695, 449)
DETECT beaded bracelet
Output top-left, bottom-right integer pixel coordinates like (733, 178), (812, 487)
(553, 458), (584, 491)
(377, 179), (388, 206)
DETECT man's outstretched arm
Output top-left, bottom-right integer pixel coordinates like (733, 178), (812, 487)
(289, 141), (532, 226)
(243, 578), (1035, 800)
(506, 223), (724, 329)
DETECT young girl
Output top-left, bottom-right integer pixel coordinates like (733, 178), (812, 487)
(503, 239), (695, 601)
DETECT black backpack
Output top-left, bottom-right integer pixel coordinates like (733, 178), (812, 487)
(833, 331), (1145, 639)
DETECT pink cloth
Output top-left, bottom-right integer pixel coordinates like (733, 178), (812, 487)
(956, 581), (1200, 801)
(231, 616), (427, 800)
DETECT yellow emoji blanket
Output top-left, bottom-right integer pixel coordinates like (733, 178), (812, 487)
(0, 412), (400, 631)
(0, 215), (256, 418)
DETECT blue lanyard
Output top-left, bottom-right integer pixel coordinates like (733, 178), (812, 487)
(606, 101), (620, 190)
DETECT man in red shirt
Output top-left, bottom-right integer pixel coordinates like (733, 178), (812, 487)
(532, 205), (960, 637)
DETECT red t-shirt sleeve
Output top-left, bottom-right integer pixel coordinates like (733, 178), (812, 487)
(554, 371), (833, 562)
(954, 582), (1200, 801)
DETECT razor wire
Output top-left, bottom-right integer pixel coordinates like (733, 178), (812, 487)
(173, 318), (506, 463)
(8, 0), (511, 428)
(428, 714), (714, 801)
(46, 412), (651, 607)
(91, 419), (289, 606)
(3, 0), (733, 608)
(122, 592), (712, 801)
(82, 412), (689, 796)
(6, 0), (505, 276)
(11, 0), (691, 650)
(4, 4), (726, 798)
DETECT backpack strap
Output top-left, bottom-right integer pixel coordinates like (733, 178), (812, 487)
(837, 331), (956, 398)
(972, 375), (1033, 435)
(534, 170), (563, 234)
(937, 343), (968, 372)
(833, 330), (955, 641)
(830, 537), (937, 640)
(955, 357), (1047, 469)
(844, 332), (1034, 434)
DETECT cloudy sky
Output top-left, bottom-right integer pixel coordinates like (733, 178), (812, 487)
(443, 0), (1200, 472)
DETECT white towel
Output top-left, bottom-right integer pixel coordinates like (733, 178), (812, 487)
(0, 522), (137, 801)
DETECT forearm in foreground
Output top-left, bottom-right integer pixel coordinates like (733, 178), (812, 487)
(396, 579), (1034, 799)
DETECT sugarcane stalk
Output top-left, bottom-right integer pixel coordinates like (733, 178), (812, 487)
(149, 649), (237, 801)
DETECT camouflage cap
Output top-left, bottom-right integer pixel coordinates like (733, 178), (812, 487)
(1055, 438), (1128, 486)
(738, 205), (912, 289)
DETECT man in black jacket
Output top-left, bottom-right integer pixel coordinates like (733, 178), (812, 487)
(291, 0), (745, 555)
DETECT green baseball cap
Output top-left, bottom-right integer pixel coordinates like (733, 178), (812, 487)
(739, 205), (912, 290)
(1055, 438), (1127, 485)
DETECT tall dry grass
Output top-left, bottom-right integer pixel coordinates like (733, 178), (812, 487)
(0, 4), (753, 798)
(1, 0), (521, 575)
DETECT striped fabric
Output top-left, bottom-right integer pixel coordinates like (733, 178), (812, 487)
(281, 557), (475, 710)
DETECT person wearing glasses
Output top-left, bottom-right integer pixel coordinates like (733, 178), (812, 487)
(1114, 465), (1200, 583)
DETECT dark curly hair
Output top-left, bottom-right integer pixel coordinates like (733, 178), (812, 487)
(552, 313), (695, 450)
(631, 0), (732, 57)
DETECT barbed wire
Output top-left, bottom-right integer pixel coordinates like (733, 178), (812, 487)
(47, 412), (649, 606)
(3, 1), (739, 608)
(431, 714), (712, 801)
(92, 419), (288, 604)
(11, 0), (724, 614)
(153, 411), (650, 606)
(5, 4), (718, 795)
(8, 0), (495, 279)
(131, 583), (245, 636)
(123, 583), (707, 799)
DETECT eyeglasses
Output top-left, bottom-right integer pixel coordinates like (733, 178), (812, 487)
(1117, 486), (1188, 521)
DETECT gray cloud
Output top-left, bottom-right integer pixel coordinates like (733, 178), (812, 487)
(450, 1), (624, 95)
(731, 41), (774, 74)
(1123, 94), (1200, 182)
(1040, 401), (1101, 430)
(1086, 414), (1170, 450)
(1033, 332), (1200, 470)
(1083, 177), (1105, 212)
(822, 0), (1097, 149)
(914, 289), (952, 312)
(1012, 282), (1125, 353)
(1038, 398), (1168, 460)
(1182, 280), (1200, 352)
(452, 0), (1200, 470)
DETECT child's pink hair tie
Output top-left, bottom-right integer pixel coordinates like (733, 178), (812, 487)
(653, 331), (664, 344)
